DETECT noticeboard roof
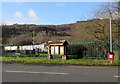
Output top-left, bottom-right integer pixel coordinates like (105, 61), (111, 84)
(47, 40), (69, 45)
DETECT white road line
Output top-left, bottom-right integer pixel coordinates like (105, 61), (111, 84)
(114, 75), (120, 78)
(4, 70), (69, 75)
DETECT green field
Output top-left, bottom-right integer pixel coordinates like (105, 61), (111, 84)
(0, 56), (119, 66)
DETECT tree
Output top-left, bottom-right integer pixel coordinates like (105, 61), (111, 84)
(89, 2), (119, 40)
(94, 2), (119, 20)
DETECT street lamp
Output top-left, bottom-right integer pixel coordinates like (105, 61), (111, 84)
(109, 15), (112, 52)
(108, 15), (114, 64)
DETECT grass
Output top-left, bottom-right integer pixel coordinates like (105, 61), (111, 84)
(0, 56), (119, 66)
(3, 54), (77, 59)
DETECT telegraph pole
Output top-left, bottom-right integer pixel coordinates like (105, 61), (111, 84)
(32, 28), (35, 45)
(32, 28), (35, 54)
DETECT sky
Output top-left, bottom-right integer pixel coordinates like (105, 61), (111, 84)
(1, 2), (105, 25)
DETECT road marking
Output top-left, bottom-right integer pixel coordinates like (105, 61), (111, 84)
(62, 66), (118, 69)
(114, 75), (120, 78)
(5, 70), (69, 75)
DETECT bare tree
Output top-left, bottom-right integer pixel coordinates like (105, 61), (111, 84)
(94, 2), (119, 20)
(87, 2), (119, 40)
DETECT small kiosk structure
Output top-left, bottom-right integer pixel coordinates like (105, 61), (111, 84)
(47, 40), (69, 59)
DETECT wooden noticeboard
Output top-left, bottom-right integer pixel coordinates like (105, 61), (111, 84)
(60, 46), (64, 55)
(51, 46), (54, 54)
(51, 46), (59, 54)
(55, 46), (59, 54)
(48, 40), (69, 59)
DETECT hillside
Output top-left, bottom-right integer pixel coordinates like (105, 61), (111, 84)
(2, 19), (119, 45)
(69, 19), (118, 41)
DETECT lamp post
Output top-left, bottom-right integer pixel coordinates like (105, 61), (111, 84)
(110, 16), (112, 53)
(109, 15), (114, 64)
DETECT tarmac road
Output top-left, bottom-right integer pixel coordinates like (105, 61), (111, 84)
(2, 63), (119, 82)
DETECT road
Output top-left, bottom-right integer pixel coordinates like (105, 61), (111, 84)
(2, 63), (119, 82)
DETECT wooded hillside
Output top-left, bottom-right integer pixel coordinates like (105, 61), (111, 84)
(2, 19), (119, 45)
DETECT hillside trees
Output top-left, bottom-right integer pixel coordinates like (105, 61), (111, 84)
(2, 24), (72, 45)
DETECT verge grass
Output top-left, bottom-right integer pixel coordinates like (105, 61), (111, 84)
(0, 56), (119, 66)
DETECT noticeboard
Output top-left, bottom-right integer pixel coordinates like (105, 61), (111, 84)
(51, 46), (54, 54)
(60, 46), (64, 55)
(55, 46), (59, 54)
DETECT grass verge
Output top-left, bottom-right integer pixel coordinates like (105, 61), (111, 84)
(0, 56), (119, 66)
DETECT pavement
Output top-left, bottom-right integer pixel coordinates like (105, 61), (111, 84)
(1, 63), (119, 82)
